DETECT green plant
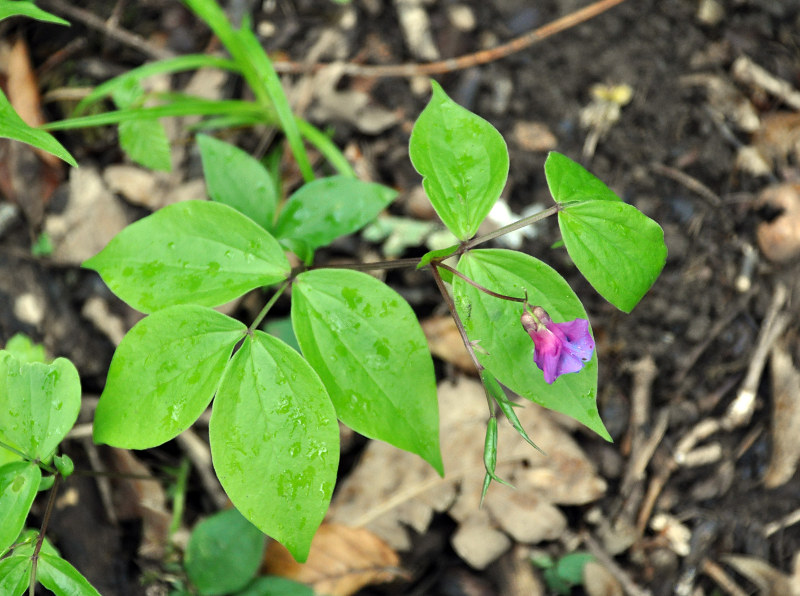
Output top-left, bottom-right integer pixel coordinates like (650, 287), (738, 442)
(1, 0), (666, 574)
(0, 334), (99, 595)
(532, 551), (595, 595)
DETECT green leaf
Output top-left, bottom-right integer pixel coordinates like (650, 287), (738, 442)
(554, 552), (594, 585)
(409, 81), (508, 240)
(4, 333), (46, 363)
(184, 508), (265, 596)
(292, 269), (443, 474)
(0, 462), (40, 555)
(0, 553), (30, 595)
(558, 200), (666, 313)
(236, 576), (315, 596)
(118, 118), (172, 171)
(197, 134), (276, 229)
(453, 249), (610, 440)
(274, 176), (396, 253)
(0, 1), (69, 25)
(112, 80), (172, 171)
(83, 200), (290, 313)
(545, 151), (666, 312)
(93, 305), (246, 449)
(544, 151), (621, 205)
(0, 353), (81, 461)
(0, 89), (76, 167)
(37, 553), (101, 596)
(210, 332), (339, 562)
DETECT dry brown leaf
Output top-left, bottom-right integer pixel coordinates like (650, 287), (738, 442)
(421, 315), (474, 372)
(722, 553), (800, 595)
(583, 561), (624, 596)
(44, 167), (131, 264)
(328, 377), (606, 568)
(106, 448), (171, 559)
(263, 523), (403, 596)
(763, 340), (800, 488)
(752, 112), (800, 170)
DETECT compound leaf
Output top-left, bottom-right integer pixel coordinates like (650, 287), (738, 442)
(184, 509), (265, 595)
(93, 305), (246, 449)
(274, 176), (396, 253)
(0, 353), (81, 461)
(409, 81), (508, 240)
(83, 200), (290, 313)
(37, 553), (101, 596)
(198, 134), (276, 229)
(210, 332), (339, 562)
(0, 462), (40, 556)
(453, 249), (610, 440)
(292, 269), (443, 474)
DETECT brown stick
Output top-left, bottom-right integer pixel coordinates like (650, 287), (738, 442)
(273, 0), (629, 77)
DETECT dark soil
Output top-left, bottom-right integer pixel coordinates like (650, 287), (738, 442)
(4, 0), (800, 594)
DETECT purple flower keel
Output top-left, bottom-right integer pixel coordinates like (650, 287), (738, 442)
(521, 306), (594, 384)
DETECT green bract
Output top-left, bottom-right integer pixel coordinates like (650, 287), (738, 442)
(292, 268), (443, 475)
(410, 81), (508, 241)
(210, 332), (339, 562)
(546, 152), (667, 312)
(83, 200), (290, 313)
(454, 249), (610, 441)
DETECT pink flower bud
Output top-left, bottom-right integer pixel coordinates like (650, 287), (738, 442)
(521, 306), (594, 384)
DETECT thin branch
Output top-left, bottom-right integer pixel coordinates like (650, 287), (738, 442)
(462, 206), (559, 251)
(273, 0), (629, 77)
(435, 262), (525, 303)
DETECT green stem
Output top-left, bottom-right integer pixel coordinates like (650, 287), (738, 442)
(429, 265), (493, 411)
(0, 441), (56, 474)
(249, 281), (290, 332)
(30, 474), (61, 595)
(461, 205), (559, 251)
(311, 257), (421, 273)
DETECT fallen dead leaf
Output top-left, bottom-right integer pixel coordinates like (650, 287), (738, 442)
(263, 523), (403, 596)
(583, 560), (623, 596)
(328, 377), (606, 569)
(722, 552), (800, 595)
(763, 339), (800, 488)
(44, 166), (131, 264)
(106, 448), (171, 559)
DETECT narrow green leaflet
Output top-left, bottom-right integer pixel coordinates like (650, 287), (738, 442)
(184, 509), (265, 596)
(453, 249), (610, 440)
(417, 244), (459, 269)
(112, 80), (172, 172)
(210, 332), (339, 562)
(0, 554), (30, 595)
(0, 462), (40, 555)
(93, 305), (246, 449)
(409, 81), (508, 240)
(545, 152), (667, 312)
(0, 353), (81, 461)
(198, 134), (276, 229)
(37, 553), (101, 596)
(0, 1), (69, 25)
(481, 370), (542, 453)
(83, 200), (290, 313)
(292, 269), (443, 474)
(274, 176), (396, 253)
(0, 89), (76, 167)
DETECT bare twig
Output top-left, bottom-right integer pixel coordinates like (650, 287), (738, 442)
(732, 55), (800, 111)
(39, 0), (174, 61)
(649, 162), (721, 206)
(273, 0), (629, 77)
(176, 429), (229, 510)
(702, 558), (750, 596)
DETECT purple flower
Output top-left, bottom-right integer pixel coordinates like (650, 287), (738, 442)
(521, 306), (594, 384)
